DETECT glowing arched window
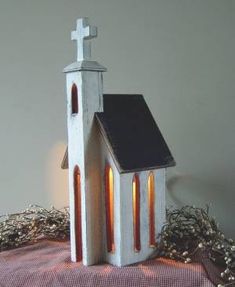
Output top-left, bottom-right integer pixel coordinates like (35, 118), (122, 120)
(105, 165), (115, 252)
(148, 172), (155, 247)
(132, 174), (141, 252)
(73, 165), (82, 261)
(71, 84), (78, 114)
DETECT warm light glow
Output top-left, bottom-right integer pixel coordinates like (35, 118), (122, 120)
(132, 174), (141, 252)
(105, 165), (115, 252)
(47, 142), (69, 208)
(133, 180), (136, 220)
(148, 172), (155, 247)
(74, 166), (82, 261)
(109, 167), (114, 251)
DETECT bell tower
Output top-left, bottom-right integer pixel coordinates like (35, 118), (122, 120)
(64, 17), (106, 265)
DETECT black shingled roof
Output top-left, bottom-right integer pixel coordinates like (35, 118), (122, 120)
(95, 94), (175, 173)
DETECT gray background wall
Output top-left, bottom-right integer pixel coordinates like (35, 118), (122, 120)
(0, 0), (234, 237)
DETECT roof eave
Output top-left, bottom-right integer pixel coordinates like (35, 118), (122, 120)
(63, 60), (107, 73)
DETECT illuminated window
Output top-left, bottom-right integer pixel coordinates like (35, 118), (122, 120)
(73, 165), (82, 261)
(71, 83), (78, 114)
(132, 174), (141, 252)
(148, 172), (155, 247)
(105, 165), (115, 252)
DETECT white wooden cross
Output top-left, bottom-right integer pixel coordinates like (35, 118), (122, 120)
(71, 17), (97, 62)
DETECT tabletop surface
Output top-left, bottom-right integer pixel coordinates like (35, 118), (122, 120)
(0, 240), (215, 287)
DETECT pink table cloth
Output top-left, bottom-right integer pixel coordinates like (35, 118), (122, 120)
(0, 240), (215, 287)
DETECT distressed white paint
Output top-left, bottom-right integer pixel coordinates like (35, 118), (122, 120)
(65, 18), (106, 266)
(66, 70), (105, 265)
(99, 132), (122, 266)
(65, 18), (167, 267)
(97, 126), (166, 266)
(119, 169), (165, 266)
(154, 169), (166, 237)
(71, 17), (97, 61)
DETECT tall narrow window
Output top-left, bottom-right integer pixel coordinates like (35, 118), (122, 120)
(73, 166), (82, 261)
(71, 83), (78, 114)
(148, 172), (155, 247)
(105, 165), (115, 252)
(132, 174), (141, 252)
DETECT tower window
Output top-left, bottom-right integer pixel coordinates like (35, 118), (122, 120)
(132, 174), (141, 252)
(105, 164), (115, 252)
(148, 172), (155, 247)
(71, 83), (78, 114)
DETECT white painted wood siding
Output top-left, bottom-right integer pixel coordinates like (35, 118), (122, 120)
(119, 169), (166, 266)
(99, 131), (122, 266)
(66, 68), (104, 266)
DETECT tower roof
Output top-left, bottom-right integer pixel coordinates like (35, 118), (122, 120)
(64, 18), (106, 73)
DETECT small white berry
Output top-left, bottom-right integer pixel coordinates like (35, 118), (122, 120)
(185, 258), (191, 263)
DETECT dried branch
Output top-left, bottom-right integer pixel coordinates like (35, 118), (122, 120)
(0, 205), (70, 251)
(154, 206), (235, 287)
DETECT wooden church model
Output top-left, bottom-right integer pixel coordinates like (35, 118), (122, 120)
(62, 18), (175, 266)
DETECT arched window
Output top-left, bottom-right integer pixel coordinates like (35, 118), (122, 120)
(148, 172), (155, 247)
(73, 165), (82, 261)
(105, 164), (115, 252)
(132, 174), (141, 252)
(71, 83), (78, 114)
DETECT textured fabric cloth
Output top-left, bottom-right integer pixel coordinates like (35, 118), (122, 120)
(0, 240), (215, 287)
(193, 249), (224, 286)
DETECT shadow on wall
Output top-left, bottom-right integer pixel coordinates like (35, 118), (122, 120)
(167, 173), (225, 207)
(166, 173), (193, 207)
(166, 172), (234, 237)
(46, 142), (69, 209)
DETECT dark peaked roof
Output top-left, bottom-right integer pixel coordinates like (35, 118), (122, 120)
(61, 94), (175, 172)
(95, 94), (175, 173)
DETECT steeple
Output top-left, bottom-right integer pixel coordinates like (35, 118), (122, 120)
(64, 17), (106, 73)
(64, 17), (106, 265)
(71, 17), (97, 61)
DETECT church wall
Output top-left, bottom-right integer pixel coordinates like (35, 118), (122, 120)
(119, 169), (166, 266)
(99, 130), (122, 266)
(66, 70), (104, 266)
(97, 129), (166, 266)
(66, 72), (85, 263)
(154, 168), (166, 237)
